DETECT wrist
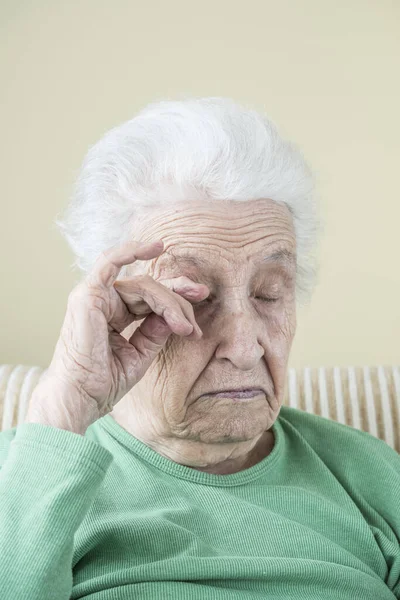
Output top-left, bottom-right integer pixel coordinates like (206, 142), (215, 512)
(26, 379), (99, 436)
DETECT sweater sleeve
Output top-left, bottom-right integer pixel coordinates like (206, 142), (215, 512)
(350, 431), (400, 598)
(0, 422), (113, 600)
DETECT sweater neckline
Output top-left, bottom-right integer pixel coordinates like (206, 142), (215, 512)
(99, 412), (284, 487)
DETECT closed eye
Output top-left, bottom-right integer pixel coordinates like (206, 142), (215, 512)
(196, 295), (280, 305)
(195, 296), (213, 306)
(255, 296), (280, 303)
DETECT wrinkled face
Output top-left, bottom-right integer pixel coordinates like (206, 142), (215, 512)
(122, 198), (297, 445)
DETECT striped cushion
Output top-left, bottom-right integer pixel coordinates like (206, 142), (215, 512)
(1, 364), (399, 453)
(285, 366), (400, 453)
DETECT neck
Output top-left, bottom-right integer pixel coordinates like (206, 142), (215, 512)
(109, 402), (274, 475)
(188, 430), (275, 474)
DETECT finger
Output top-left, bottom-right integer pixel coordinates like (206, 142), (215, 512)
(110, 313), (174, 389)
(159, 276), (210, 302)
(114, 275), (209, 309)
(86, 240), (164, 289)
(156, 276), (210, 335)
(114, 275), (203, 338)
(106, 298), (146, 334)
(116, 279), (193, 336)
(108, 313), (173, 393)
(128, 312), (173, 352)
(110, 276), (209, 337)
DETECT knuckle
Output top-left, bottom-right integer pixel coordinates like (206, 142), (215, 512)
(134, 273), (150, 285)
(101, 242), (121, 259)
(85, 294), (104, 311)
(86, 272), (104, 291)
(92, 249), (110, 271)
(68, 282), (104, 311)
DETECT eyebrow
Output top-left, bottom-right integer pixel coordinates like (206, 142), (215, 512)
(261, 249), (296, 266)
(163, 249), (296, 271)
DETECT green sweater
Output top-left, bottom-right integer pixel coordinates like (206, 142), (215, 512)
(0, 405), (399, 599)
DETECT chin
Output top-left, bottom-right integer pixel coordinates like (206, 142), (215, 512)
(182, 399), (270, 443)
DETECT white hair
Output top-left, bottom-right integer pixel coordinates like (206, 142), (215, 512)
(54, 96), (323, 306)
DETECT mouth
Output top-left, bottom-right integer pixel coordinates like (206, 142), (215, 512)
(201, 387), (265, 400)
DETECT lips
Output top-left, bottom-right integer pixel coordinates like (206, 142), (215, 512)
(209, 387), (264, 394)
(201, 387), (265, 398)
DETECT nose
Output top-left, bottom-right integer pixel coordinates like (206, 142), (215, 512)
(213, 308), (265, 370)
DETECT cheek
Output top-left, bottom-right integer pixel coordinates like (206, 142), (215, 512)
(157, 335), (207, 382)
(157, 339), (208, 419)
(257, 298), (296, 329)
(251, 300), (295, 350)
(282, 299), (297, 335)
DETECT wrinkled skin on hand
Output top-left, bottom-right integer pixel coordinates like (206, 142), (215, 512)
(26, 240), (210, 434)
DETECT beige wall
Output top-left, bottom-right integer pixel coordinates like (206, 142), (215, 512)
(1, 0), (399, 369)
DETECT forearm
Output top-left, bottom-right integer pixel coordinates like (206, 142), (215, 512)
(0, 422), (112, 599)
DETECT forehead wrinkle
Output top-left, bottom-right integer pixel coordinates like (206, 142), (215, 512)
(159, 249), (296, 277)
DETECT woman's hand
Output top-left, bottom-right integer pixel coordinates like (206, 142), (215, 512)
(25, 239), (209, 435)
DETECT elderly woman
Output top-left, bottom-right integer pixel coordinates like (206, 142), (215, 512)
(1, 97), (399, 600)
